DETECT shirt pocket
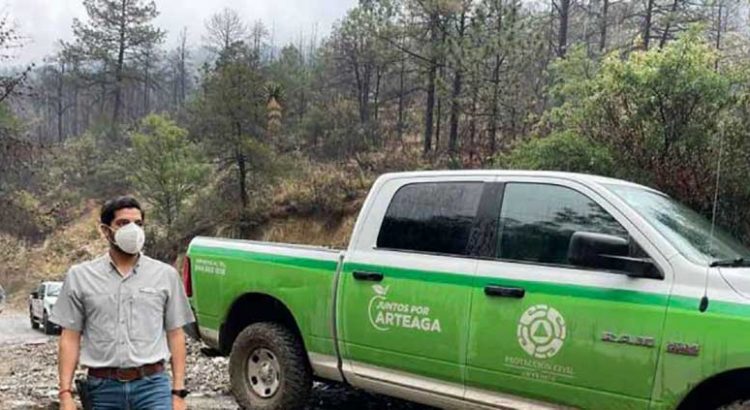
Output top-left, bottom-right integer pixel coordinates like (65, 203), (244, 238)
(129, 289), (166, 341)
(83, 294), (116, 341)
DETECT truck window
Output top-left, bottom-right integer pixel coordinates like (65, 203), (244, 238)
(497, 183), (628, 266)
(605, 183), (750, 265)
(377, 182), (483, 256)
(47, 283), (62, 297)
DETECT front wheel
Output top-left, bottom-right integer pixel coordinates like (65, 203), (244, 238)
(720, 400), (750, 410)
(229, 322), (312, 410)
(682, 392), (750, 410)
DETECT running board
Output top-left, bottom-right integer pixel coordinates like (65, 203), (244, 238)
(338, 359), (571, 410)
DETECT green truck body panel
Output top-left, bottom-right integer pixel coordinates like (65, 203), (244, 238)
(657, 300), (750, 405)
(339, 261), (473, 385)
(190, 245), (340, 357)
(187, 171), (750, 409)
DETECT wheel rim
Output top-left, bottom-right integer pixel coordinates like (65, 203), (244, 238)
(246, 348), (281, 398)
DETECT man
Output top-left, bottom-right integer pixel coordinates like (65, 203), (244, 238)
(52, 196), (195, 410)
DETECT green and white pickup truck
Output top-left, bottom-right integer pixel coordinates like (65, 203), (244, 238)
(184, 171), (750, 410)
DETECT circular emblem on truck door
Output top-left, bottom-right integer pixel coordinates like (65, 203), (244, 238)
(517, 305), (567, 359)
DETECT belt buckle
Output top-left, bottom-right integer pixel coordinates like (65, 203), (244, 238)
(115, 368), (133, 382)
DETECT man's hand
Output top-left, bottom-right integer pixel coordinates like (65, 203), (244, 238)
(173, 396), (187, 410)
(59, 393), (77, 410)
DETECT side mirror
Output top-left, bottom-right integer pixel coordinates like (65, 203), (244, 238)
(30, 291), (39, 299)
(568, 232), (662, 279)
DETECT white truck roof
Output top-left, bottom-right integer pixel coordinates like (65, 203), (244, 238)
(378, 170), (663, 195)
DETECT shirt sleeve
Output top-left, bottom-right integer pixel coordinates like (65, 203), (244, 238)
(164, 267), (195, 331)
(50, 268), (85, 331)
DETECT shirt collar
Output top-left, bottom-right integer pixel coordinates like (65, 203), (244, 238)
(106, 251), (143, 276)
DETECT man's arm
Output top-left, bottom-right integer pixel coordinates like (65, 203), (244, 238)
(51, 268), (85, 408)
(58, 328), (81, 408)
(164, 265), (195, 391)
(167, 327), (187, 390)
(164, 265), (195, 409)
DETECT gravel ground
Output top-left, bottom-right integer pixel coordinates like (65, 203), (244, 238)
(0, 312), (434, 410)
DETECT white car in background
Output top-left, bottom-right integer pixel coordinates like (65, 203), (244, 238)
(29, 281), (62, 334)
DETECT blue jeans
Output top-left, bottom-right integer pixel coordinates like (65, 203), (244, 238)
(87, 371), (172, 410)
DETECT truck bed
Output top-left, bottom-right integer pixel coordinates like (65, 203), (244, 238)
(191, 236), (343, 257)
(187, 236), (344, 356)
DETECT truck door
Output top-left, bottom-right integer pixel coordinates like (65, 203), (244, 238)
(338, 177), (493, 396)
(465, 179), (672, 409)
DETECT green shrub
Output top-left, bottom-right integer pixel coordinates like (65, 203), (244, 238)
(495, 131), (615, 176)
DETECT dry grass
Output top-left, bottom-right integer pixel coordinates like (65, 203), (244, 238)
(259, 214), (357, 249)
(1, 200), (107, 309)
(272, 160), (370, 218)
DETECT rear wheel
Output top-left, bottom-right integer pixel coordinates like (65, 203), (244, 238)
(229, 322), (312, 410)
(42, 311), (54, 335)
(30, 309), (39, 329)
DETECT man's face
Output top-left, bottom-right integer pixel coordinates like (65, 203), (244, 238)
(110, 208), (144, 229)
(103, 208), (144, 241)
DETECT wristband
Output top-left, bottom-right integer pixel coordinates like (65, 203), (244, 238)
(58, 389), (73, 398)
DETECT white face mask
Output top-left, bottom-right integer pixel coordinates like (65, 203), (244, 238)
(110, 223), (146, 255)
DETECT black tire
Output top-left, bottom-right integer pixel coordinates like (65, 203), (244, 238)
(229, 322), (312, 410)
(680, 391), (749, 409)
(30, 309), (39, 330)
(42, 311), (54, 335)
(719, 400), (750, 410)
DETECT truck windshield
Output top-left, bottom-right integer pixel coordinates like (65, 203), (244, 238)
(47, 284), (62, 297)
(605, 184), (750, 265)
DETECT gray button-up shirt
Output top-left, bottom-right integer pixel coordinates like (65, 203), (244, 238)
(51, 253), (195, 368)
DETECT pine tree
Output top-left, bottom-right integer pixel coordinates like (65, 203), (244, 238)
(72, 0), (164, 136)
(190, 43), (265, 215)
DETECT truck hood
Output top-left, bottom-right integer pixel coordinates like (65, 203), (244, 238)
(718, 268), (750, 300)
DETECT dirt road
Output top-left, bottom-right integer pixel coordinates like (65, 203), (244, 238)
(0, 309), (432, 410)
(0, 312), (49, 346)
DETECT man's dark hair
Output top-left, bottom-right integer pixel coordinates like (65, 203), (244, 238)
(100, 196), (145, 226)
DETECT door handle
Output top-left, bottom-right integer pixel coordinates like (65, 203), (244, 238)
(353, 271), (384, 282)
(484, 285), (525, 299)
